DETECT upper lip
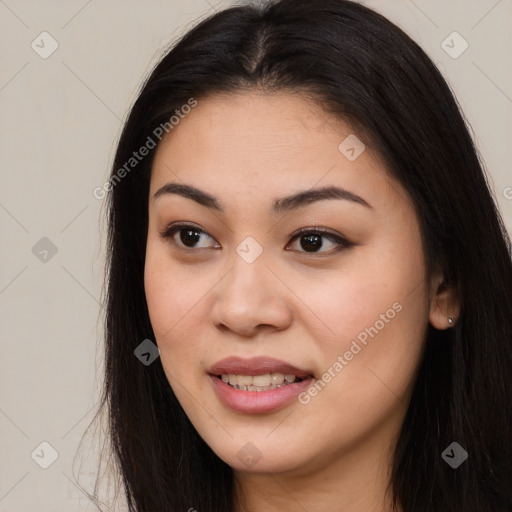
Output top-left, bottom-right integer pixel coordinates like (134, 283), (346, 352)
(208, 356), (313, 378)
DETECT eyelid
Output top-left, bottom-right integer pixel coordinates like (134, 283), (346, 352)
(159, 221), (204, 237)
(159, 222), (219, 249)
(159, 222), (353, 254)
(286, 226), (352, 254)
(289, 226), (345, 242)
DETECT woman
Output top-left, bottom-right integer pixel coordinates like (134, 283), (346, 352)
(82, 0), (512, 510)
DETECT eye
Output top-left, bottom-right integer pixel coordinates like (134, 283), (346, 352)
(159, 223), (353, 255)
(286, 227), (353, 255)
(159, 223), (220, 251)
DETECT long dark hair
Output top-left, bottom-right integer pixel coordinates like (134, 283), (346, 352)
(77, 0), (512, 510)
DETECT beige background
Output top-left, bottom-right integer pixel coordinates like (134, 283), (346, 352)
(0, 0), (511, 510)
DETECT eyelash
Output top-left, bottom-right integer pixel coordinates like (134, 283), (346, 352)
(159, 222), (354, 256)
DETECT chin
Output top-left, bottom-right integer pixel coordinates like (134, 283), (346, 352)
(204, 433), (315, 475)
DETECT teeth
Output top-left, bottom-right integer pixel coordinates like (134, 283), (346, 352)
(270, 373), (285, 385)
(237, 375), (253, 386)
(252, 374), (271, 387)
(219, 372), (303, 390)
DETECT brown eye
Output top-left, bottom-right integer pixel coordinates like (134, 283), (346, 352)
(159, 223), (353, 255)
(160, 223), (220, 250)
(287, 228), (353, 254)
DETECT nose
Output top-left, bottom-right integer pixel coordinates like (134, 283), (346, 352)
(210, 252), (293, 338)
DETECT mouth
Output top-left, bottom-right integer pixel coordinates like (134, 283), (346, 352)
(207, 356), (315, 413)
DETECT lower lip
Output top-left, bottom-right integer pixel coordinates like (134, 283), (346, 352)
(209, 375), (314, 414)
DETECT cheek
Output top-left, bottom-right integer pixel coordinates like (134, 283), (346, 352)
(144, 244), (202, 342)
(292, 259), (406, 352)
(144, 243), (223, 368)
(295, 277), (426, 450)
(144, 253), (207, 396)
(297, 238), (428, 382)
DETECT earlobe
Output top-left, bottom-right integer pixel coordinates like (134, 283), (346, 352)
(428, 271), (459, 330)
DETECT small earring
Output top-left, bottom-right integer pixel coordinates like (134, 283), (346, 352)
(448, 317), (454, 326)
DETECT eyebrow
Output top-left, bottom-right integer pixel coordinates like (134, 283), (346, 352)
(153, 182), (372, 214)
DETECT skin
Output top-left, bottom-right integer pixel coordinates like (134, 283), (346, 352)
(144, 91), (459, 512)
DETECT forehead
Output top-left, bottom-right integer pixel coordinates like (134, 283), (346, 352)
(154, 91), (359, 163)
(149, 91), (409, 215)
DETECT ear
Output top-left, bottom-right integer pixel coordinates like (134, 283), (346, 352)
(428, 267), (460, 330)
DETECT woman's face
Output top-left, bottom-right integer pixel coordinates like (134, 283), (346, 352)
(144, 91), (435, 476)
